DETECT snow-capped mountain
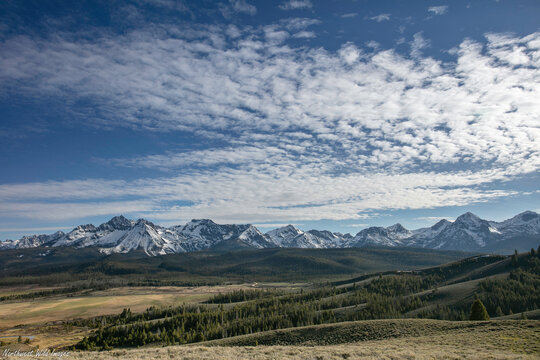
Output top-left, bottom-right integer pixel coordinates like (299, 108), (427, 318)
(352, 223), (412, 247)
(494, 211), (540, 238)
(101, 219), (184, 256)
(0, 231), (65, 250)
(416, 212), (497, 250)
(266, 225), (351, 248)
(52, 215), (135, 248)
(173, 219), (272, 252)
(1, 211), (539, 255)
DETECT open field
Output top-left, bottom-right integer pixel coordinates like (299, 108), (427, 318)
(0, 285), (250, 328)
(0, 284), (274, 349)
(56, 319), (540, 360)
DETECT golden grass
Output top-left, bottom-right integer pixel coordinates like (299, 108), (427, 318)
(65, 344), (536, 360)
(59, 320), (540, 360)
(0, 284), (271, 349)
(0, 285), (253, 328)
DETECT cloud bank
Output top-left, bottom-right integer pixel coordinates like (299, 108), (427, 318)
(0, 21), (538, 225)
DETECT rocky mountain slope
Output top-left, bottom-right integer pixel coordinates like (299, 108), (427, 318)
(1, 211), (539, 256)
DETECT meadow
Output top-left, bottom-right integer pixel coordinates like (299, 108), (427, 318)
(65, 320), (540, 359)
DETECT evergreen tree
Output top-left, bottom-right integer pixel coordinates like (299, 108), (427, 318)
(511, 250), (518, 266)
(469, 299), (490, 320)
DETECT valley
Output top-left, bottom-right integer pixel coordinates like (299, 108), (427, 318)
(0, 247), (538, 358)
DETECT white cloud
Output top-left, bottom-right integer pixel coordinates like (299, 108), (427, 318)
(279, 0), (313, 11)
(281, 17), (320, 30)
(230, 0), (257, 15)
(1, 226), (74, 232)
(0, 169), (524, 224)
(0, 24), (539, 225)
(338, 43), (362, 64)
(428, 6), (448, 15)
(369, 14), (390, 22)
(293, 31), (316, 39)
(411, 32), (430, 57)
(341, 13), (358, 19)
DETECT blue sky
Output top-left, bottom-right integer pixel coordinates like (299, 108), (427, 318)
(1, 0), (539, 239)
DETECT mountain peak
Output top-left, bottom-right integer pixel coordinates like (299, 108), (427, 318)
(432, 219), (451, 230)
(133, 218), (158, 228)
(387, 223), (408, 233)
(516, 211), (539, 222)
(456, 212), (481, 223)
(283, 224), (300, 231)
(100, 215), (133, 231)
(188, 219), (216, 226)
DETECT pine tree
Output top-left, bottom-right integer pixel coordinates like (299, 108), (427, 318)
(511, 250), (518, 266)
(469, 299), (490, 320)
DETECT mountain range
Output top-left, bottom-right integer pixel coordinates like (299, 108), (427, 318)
(1, 211), (539, 256)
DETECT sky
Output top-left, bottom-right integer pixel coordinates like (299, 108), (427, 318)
(0, 0), (539, 240)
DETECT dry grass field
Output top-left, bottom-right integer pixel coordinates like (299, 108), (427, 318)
(0, 284), (263, 349)
(55, 319), (540, 360)
(0, 285), (255, 328)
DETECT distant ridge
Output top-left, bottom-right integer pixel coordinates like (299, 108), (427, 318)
(1, 211), (539, 256)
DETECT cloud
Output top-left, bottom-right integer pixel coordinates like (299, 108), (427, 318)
(1, 226), (74, 233)
(281, 17), (320, 31)
(338, 43), (362, 64)
(105, 146), (288, 170)
(410, 32), (430, 57)
(0, 23), (539, 226)
(0, 200), (155, 221)
(341, 13), (358, 19)
(428, 6), (448, 15)
(0, 169), (523, 224)
(279, 0), (312, 11)
(293, 30), (316, 39)
(231, 0), (257, 15)
(368, 14), (391, 22)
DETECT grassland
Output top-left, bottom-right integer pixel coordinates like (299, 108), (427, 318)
(0, 284), (268, 349)
(64, 319), (540, 360)
(0, 285), (255, 327)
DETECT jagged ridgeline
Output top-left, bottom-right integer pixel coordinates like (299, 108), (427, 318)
(72, 251), (540, 350)
(1, 211), (540, 255)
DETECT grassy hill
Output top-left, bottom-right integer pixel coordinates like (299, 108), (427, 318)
(203, 319), (539, 347)
(60, 319), (540, 359)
